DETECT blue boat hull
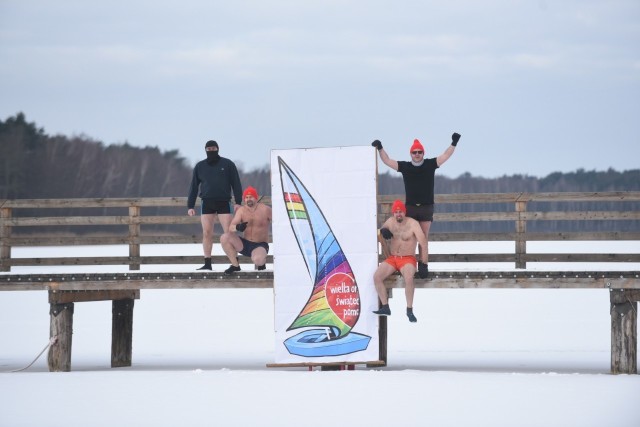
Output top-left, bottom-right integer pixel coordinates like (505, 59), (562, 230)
(284, 329), (371, 357)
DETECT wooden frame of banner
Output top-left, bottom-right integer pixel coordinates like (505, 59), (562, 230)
(266, 360), (386, 370)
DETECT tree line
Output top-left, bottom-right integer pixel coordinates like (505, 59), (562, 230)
(2, 113), (638, 233)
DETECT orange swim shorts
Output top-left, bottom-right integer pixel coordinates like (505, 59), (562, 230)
(384, 255), (417, 271)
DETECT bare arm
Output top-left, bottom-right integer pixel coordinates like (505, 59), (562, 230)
(377, 232), (391, 259)
(437, 132), (461, 167)
(378, 217), (394, 258)
(436, 145), (455, 167)
(229, 207), (245, 232)
(264, 205), (272, 223)
(378, 148), (399, 171)
(381, 217), (394, 229)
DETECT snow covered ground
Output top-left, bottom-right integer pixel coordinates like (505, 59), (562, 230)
(1, 243), (639, 426)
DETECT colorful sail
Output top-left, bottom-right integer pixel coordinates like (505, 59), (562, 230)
(278, 157), (361, 339)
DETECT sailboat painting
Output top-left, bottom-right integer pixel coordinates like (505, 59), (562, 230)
(271, 147), (379, 362)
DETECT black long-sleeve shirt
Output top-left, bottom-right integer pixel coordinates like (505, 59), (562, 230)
(187, 157), (243, 209)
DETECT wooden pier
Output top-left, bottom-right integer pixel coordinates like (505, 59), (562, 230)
(1, 192), (639, 373)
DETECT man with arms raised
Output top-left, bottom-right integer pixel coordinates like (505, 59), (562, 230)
(373, 200), (428, 323)
(372, 132), (461, 277)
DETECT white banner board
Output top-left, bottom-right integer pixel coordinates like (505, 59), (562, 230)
(270, 146), (380, 364)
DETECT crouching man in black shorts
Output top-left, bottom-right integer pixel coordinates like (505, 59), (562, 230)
(220, 186), (272, 274)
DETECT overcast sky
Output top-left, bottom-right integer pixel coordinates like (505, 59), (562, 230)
(1, 0), (638, 178)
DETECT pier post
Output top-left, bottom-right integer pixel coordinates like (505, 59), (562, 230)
(369, 288), (391, 368)
(377, 315), (388, 365)
(112, 298), (135, 367)
(610, 289), (638, 374)
(48, 302), (74, 372)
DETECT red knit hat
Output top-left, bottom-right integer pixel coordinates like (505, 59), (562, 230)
(409, 139), (424, 153)
(391, 199), (406, 214)
(243, 186), (258, 200)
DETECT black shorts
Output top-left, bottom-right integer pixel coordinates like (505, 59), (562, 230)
(239, 237), (269, 257)
(201, 199), (232, 215)
(406, 204), (434, 222)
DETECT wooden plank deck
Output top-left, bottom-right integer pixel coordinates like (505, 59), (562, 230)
(1, 270), (639, 291)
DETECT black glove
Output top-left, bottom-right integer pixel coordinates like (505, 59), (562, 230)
(451, 132), (461, 146)
(371, 140), (383, 150)
(235, 222), (248, 232)
(417, 261), (429, 279)
(380, 227), (393, 240)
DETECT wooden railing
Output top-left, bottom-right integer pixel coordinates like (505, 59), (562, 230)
(1, 192), (639, 272)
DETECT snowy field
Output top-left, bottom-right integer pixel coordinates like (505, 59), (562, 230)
(1, 243), (639, 427)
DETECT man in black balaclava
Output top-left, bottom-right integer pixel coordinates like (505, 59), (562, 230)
(187, 140), (243, 270)
(205, 140), (220, 164)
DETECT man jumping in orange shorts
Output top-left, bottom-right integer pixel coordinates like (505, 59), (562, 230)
(372, 199), (428, 322)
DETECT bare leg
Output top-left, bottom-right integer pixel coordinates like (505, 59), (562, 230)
(373, 262), (395, 305)
(220, 232), (243, 267)
(217, 213), (233, 233)
(251, 247), (268, 267)
(200, 213), (217, 257)
(418, 220), (432, 263)
(400, 263), (418, 322)
(400, 263), (417, 308)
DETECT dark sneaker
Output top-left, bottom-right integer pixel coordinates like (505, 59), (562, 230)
(256, 264), (266, 271)
(373, 304), (391, 316)
(407, 308), (417, 323)
(224, 265), (241, 275)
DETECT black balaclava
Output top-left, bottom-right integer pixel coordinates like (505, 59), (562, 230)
(205, 140), (220, 164)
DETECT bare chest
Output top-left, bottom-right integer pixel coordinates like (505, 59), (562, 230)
(243, 206), (269, 226)
(391, 224), (414, 241)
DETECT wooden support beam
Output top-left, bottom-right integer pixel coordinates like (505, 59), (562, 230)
(49, 289), (140, 304)
(0, 207), (11, 272)
(112, 299), (135, 368)
(369, 288), (392, 368)
(515, 199), (527, 269)
(48, 302), (74, 372)
(612, 289), (640, 303)
(610, 290), (638, 374)
(45, 290), (140, 371)
(376, 316), (388, 367)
